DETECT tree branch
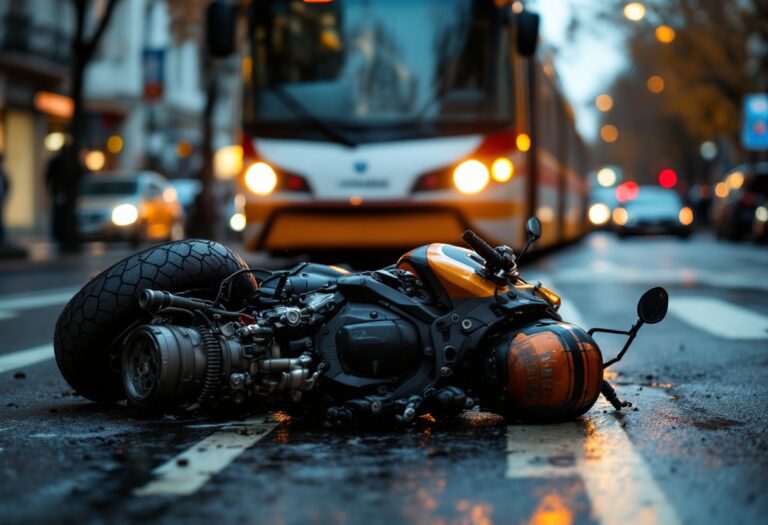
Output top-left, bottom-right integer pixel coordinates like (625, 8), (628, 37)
(82, 0), (123, 62)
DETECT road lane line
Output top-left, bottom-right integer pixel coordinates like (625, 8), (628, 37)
(0, 288), (77, 312)
(0, 344), (53, 374)
(507, 400), (681, 525)
(133, 417), (279, 497)
(669, 296), (768, 339)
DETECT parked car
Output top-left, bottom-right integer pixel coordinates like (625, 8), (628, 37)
(611, 186), (693, 238)
(78, 171), (184, 244)
(712, 163), (768, 240)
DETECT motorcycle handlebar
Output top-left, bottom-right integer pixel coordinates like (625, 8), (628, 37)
(462, 230), (504, 271)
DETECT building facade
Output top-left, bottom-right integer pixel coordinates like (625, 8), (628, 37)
(0, 0), (238, 235)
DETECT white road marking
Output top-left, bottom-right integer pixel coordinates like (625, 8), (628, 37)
(550, 261), (768, 292)
(507, 399), (682, 525)
(0, 311), (16, 320)
(669, 296), (768, 339)
(0, 288), (77, 312)
(0, 344), (54, 374)
(133, 417), (279, 497)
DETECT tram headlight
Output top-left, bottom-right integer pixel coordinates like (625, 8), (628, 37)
(453, 159), (490, 194)
(244, 162), (278, 195)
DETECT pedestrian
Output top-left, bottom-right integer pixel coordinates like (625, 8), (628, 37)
(45, 146), (70, 244)
(0, 153), (9, 247)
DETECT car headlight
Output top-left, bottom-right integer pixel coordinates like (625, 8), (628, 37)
(244, 162), (278, 195)
(588, 203), (610, 225)
(111, 203), (138, 226)
(678, 206), (694, 225)
(612, 207), (628, 226)
(229, 212), (246, 232)
(453, 159), (489, 194)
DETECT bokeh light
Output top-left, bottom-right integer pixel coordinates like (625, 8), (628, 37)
(658, 169), (677, 188)
(589, 203), (610, 225)
(647, 75), (665, 94)
(655, 25), (676, 44)
(107, 135), (123, 154)
(516, 133), (531, 152)
(616, 181), (639, 203)
(453, 159), (490, 194)
(491, 157), (514, 182)
(44, 132), (66, 152)
(597, 167), (617, 187)
(600, 125), (619, 143)
(595, 94), (614, 112)
(623, 2), (646, 21)
(84, 150), (106, 171)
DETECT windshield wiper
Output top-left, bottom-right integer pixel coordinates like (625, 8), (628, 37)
(270, 85), (357, 148)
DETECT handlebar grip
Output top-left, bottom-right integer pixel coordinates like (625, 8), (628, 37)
(462, 230), (503, 270)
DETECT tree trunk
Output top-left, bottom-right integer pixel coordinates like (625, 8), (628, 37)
(59, 0), (122, 251)
(188, 57), (220, 240)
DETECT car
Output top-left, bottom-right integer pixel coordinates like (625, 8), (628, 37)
(77, 171), (184, 244)
(588, 186), (619, 230)
(712, 163), (768, 240)
(611, 186), (693, 238)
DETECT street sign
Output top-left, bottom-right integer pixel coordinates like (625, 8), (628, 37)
(742, 93), (768, 150)
(143, 48), (165, 102)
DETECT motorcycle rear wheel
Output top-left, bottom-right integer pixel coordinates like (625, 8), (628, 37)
(53, 239), (256, 403)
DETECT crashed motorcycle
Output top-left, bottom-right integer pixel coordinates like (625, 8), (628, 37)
(54, 218), (668, 426)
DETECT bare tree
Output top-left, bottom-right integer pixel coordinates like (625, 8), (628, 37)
(57, 0), (123, 251)
(167, 0), (221, 239)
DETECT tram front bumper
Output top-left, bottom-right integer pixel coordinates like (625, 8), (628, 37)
(244, 203), (470, 251)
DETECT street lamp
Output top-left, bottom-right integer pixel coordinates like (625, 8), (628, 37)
(623, 2), (646, 21)
(655, 25), (676, 43)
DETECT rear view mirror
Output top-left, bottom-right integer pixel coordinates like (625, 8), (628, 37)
(207, 0), (236, 58)
(637, 287), (668, 324)
(526, 216), (542, 241)
(516, 11), (540, 57)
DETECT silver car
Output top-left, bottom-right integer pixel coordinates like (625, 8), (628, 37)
(77, 171), (184, 244)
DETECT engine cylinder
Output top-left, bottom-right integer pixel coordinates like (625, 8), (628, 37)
(485, 321), (603, 421)
(122, 325), (209, 407)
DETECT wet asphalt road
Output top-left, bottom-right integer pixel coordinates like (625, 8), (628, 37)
(1, 233), (767, 525)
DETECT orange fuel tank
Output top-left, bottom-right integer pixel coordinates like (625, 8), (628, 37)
(397, 243), (508, 303)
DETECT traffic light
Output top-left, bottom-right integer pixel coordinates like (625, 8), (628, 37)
(658, 169), (677, 188)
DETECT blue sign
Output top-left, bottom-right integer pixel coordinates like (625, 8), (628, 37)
(742, 93), (768, 150)
(143, 48), (165, 102)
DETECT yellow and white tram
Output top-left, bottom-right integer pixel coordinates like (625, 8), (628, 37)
(228, 0), (588, 253)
